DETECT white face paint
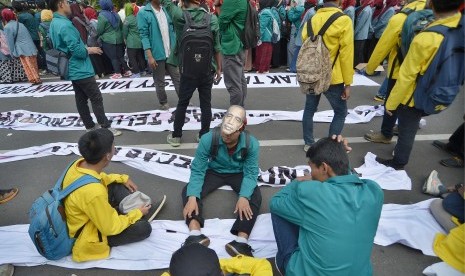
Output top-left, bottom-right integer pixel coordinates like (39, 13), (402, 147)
(221, 106), (245, 135)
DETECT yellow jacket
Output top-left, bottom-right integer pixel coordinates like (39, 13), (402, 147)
(161, 255), (273, 276)
(433, 223), (465, 273)
(366, 0), (426, 78)
(62, 159), (143, 262)
(385, 12), (462, 111)
(302, 7), (354, 86)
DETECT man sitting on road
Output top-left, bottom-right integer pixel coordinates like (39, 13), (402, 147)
(270, 136), (384, 275)
(182, 105), (262, 257)
(63, 128), (165, 262)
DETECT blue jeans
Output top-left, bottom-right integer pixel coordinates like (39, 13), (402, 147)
(376, 77), (388, 97)
(443, 192), (464, 223)
(393, 105), (423, 166)
(302, 84), (347, 145)
(289, 46), (301, 73)
(381, 78), (398, 138)
(271, 213), (299, 273)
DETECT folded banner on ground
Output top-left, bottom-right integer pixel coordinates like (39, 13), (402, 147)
(0, 105), (384, 131)
(0, 73), (379, 98)
(0, 200), (443, 270)
(0, 143), (411, 190)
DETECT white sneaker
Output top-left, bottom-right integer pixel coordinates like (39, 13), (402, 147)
(303, 144), (311, 152)
(108, 127), (122, 136)
(160, 103), (170, 111)
(422, 170), (444, 196)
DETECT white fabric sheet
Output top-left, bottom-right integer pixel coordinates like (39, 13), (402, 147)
(0, 200), (445, 270)
(423, 262), (465, 276)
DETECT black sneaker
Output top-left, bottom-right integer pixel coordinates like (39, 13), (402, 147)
(183, 234), (210, 247)
(144, 195), (167, 223)
(375, 157), (404, 170)
(225, 240), (254, 257)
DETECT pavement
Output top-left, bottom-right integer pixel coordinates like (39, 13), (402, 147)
(0, 70), (463, 276)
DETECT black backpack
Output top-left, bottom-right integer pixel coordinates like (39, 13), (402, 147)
(241, 1), (260, 49)
(179, 10), (214, 78)
(210, 128), (250, 161)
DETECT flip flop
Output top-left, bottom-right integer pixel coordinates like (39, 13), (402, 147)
(0, 188), (19, 204)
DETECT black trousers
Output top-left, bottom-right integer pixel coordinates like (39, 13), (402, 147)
(172, 72), (214, 138)
(182, 170), (262, 236)
(106, 184), (152, 247)
(90, 53), (113, 76)
(448, 123), (464, 159)
(34, 40), (46, 70)
(72, 76), (110, 129)
(127, 48), (146, 74)
(381, 78), (398, 138)
(354, 40), (366, 67)
(101, 42), (129, 74)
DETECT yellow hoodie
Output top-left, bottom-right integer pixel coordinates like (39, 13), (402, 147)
(62, 158), (142, 262)
(302, 7), (354, 86)
(433, 223), (465, 273)
(386, 12), (462, 111)
(366, 0), (426, 78)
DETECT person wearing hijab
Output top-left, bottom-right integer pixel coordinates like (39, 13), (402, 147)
(341, 0), (356, 24)
(0, 11), (26, 84)
(38, 9), (52, 52)
(366, 0), (398, 61)
(354, 0), (373, 66)
(2, 8), (41, 85)
(70, 3), (89, 44)
(123, 3), (145, 78)
(289, 0), (316, 73)
(97, 0), (132, 79)
(286, 0), (305, 72)
(255, 0), (280, 73)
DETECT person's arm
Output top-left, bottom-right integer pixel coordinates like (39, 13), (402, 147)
(4, 25), (15, 56)
(100, 172), (130, 186)
(62, 24), (89, 59)
(366, 13), (403, 74)
(339, 16), (354, 86)
(354, 8), (369, 39)
(259, 10), (272, 40)
(385, 33), (440, 111)
(211, 15), (222, 78)
(160, 0), (183, 21)
(269, 181), (304, 226)
(220, 256), (273, 276)
(239, 138), (259, 199)
(373, 8), (394, 35)
(186, 137), (211, 199)
(218, 0), (239, 31)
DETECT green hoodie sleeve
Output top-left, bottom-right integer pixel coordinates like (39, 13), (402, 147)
(269, 180), (304, 226)
(239, 137), (259, 199)
(186, 135), (212, 199)
(63, 23), (88, 59)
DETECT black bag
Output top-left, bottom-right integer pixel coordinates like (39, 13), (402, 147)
(45, 49), (69, 78)
(179, 10), (214, 78)
(241, 1), (260, 49)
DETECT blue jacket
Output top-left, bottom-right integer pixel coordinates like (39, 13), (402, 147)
(50, 13), (95, 81)
(370, 7), (395, 39)
(270, 174), (383, 276)
(295, 7), (316, 47)
(343, 6), (355, 26)
(259, 8), (279, 42)
(4, 21), (37, 58)
(354, 6), (372, 40)
(137, 3), (177, 64)
(187, 130), (260, 200)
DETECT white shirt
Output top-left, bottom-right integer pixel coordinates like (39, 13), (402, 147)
(118, 9), (126, 24)
(151, 4), (170, 58)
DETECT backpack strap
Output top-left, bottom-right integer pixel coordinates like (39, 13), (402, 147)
(317, 12), (344, 37)
(240, 130), (250, 160)
(53, 161), (76, 190)
(210, 127), (220, 160)
(183, 10), (194, 28)
(58, 174), (99, 201)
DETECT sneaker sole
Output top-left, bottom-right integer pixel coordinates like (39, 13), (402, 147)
(0, 188), (19, 204)
(423, 171), (436, 194)
(147, 195), (167, 223)
(364, 135), (392, 144)
(225, 243), (241, 257)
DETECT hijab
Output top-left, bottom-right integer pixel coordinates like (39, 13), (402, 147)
(341, 0), (356, 11)
(99, 0), (120, 28)
(1, 9), (16, 23)
(41, 9), (53, 22)
(124, 3), (133, 17)
(372, 0), (384, 18)
(356, 0), (373, 16)
(84, 7), (98, 20)
(70, 3), (86, 22)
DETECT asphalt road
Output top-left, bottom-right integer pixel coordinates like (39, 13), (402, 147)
(0, 70), (463, 276)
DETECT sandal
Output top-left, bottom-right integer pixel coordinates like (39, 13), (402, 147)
(0, 188), (19, 204)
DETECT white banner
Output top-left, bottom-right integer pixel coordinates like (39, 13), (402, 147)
(0, 73), (379, 98)
(0, 105), (384, 131)
(0, 143), (411, 190)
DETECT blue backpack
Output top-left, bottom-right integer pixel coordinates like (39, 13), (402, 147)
(398, 8), (435, 63)
(28, 162), (98, 260)
(411, 15), (464, 115)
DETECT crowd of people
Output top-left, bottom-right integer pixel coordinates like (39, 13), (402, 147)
(0, 0), (464, 275)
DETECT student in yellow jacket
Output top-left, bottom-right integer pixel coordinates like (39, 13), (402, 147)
(161, 243), (273, 276)
(363, 0), (426, 145)
(300, 0), (354, 152)
(63, 128), (164, 262)
(375, 0), (463, 169)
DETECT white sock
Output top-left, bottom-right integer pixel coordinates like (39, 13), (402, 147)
(235, 236), (248, 244)
(189, 230), (202, 236)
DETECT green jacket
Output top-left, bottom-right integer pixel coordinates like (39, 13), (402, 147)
(160, 0), (221, 68)
(18, 12), (40, 41)
(187, 130), (260, 200)
(137, 3), (177, 64)
(259, 8), (280, 43)
(270, 174), (383, 276)
(218, 0), (247, 55)
(97, 15), (124, 45)
(288, 6), (305, 30)
(123, 15), (142, 49)
(50, 13), (94, 81)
